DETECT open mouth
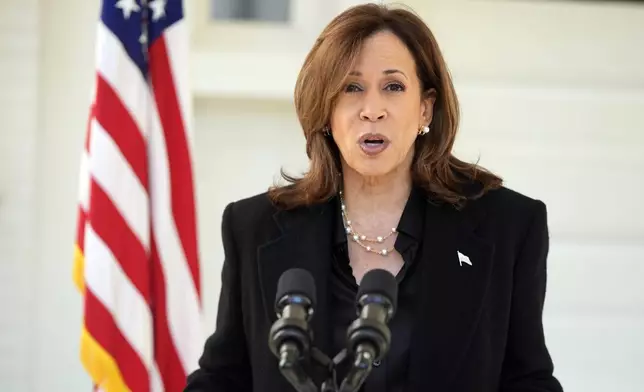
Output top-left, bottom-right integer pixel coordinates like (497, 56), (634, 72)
(364, 138), (384, 145)
(358, 133), (390, 156)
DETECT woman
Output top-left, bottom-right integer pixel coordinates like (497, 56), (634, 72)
(185, 3), (563, 392)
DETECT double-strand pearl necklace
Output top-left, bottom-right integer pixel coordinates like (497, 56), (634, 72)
(339, 190), (397, 256)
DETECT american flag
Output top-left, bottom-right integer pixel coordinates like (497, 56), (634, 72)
(73, 0), (202, 391)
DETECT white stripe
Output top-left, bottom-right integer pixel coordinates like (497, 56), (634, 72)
(78, 149), (90, 211)
(95, 22), (148, 139)
(163, 20), (195, 154)
(148, 92), (203, 374)
(89, 119), (150, 252)
(150, 364), (164, 392)
(84, 224), (154, 372)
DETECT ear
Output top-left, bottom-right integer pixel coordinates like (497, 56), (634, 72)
(419, 88), (437, 127)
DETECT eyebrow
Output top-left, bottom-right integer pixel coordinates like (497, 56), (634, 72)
(348, 69), (408, 79)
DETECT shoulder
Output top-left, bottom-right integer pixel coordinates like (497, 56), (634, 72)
(461, 185), (548, 242)
(473, 186), (546, 218)
(222, 190), (278, 233)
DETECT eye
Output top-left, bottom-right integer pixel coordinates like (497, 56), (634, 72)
(345, 83), (363, 93)
(385, 82), (405, 92)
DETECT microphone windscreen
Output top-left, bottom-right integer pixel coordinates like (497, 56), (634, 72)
(357, 268), (398, 309)
(275, 268), (317, 309)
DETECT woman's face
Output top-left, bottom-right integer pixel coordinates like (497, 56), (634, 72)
(330, 30), (434, 180)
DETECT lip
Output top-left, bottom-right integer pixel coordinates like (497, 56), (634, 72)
(357, 133), (390, 156)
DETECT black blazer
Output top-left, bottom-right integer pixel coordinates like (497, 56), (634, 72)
(185, 185), (564, 392)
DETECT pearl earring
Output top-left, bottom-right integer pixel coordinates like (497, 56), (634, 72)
(418, 125), (430, 136)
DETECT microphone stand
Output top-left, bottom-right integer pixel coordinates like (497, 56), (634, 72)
(315, 345), (375, 392)
(312, 347), (338, 392)
(337, 344), (376, 392)
(277, 341), (318, 392)
(276, 340), (377, 392)
(275, 342), (341, 392)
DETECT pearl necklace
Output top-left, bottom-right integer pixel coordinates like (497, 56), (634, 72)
(339, 190), (397, 256)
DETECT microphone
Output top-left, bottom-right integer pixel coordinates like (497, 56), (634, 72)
(339, 269), (398, 392)
(268, 268), (318, 392)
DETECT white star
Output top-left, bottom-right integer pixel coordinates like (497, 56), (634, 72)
(149, 0), (167, 21)
(115, 0), (140, 19)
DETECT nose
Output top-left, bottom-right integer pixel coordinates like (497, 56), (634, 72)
(360, 110), (387, 122)
(359, 93), (387, 122)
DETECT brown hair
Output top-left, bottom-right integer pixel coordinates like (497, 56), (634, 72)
(268, 3), (502, 209)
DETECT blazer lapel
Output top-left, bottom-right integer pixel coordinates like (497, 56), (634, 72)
(408, 198), (495, 390)
(256, 200), (335, 361)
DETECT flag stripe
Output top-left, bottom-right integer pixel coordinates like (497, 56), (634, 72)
(150, 361), (164, 392)
(148, 85), (202, 373)
(73, 244), (86, 294)
(79, 151), (91, 211)
(85, 104), (95, 152)
(162, 21), (194, 151)
(96, 22), (148, 138)
(90, 118), (150, 251)
(75, 207), (88, 257)
(149, 34), (200, 298)
(84, 289), (149, 391)
(80, 323), (129, 392)
(73, 208), (87, 293)
(89, 180), (151, 303)
(75, 109), (92, 294)
(151, 236), (189, 392)
(94, 74), (148, 188)
(84, 224), (154, 371)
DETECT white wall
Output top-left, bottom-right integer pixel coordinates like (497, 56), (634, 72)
(32, 0), (99, 390)
(0, 0), (98, 390)
(0, 0), (643, 391)
(0, 0), (39, 390)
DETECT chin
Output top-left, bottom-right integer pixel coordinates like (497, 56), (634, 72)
(348, 158), (395, 178)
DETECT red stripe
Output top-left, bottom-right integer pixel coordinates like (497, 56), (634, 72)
(78, 105), (91, 252)
(150, 234), (187, 390)
(94, 74), (148, 189)
(76, 207), (87, 252)
(85, 103), (95, 152)
(84, 289), (150, 392)
(149, 37), (201, 299)
(88, 180), (151, 303)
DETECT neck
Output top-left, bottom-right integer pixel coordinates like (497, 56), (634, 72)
(340, 162), (412, 229)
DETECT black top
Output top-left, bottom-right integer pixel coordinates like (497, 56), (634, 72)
(329, 187), (426, 392)
(185, 184), (565, 392)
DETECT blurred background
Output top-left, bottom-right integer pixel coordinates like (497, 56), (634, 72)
(1, 0), (643, 391)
